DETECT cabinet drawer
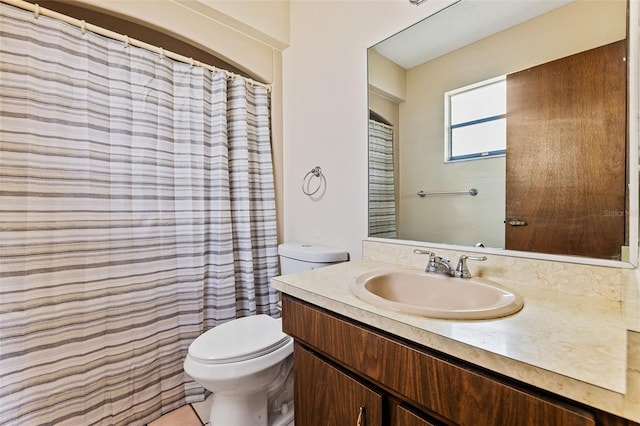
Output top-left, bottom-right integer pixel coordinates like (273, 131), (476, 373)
(294, 343), (383, 426)
(282, 295), (595, 426)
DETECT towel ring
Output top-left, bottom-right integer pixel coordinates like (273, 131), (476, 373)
(302, 166), (325, 196)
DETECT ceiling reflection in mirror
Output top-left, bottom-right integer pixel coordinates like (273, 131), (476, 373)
(367, 0), (635, 263)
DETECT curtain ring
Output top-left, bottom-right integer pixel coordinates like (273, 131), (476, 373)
(33, 4), (40, 19)
(123, 35), (130, 48)
(80, 20), (86, 35)
(302, 166), (325, 196)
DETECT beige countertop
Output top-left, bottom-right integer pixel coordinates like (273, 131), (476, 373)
(271, 259), (640, 422)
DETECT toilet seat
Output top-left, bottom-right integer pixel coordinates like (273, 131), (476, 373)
(188, 315), (290, 364)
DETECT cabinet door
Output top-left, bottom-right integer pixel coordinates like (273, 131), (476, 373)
(294, 343), (383, 426)
(389, 400), (440, 426)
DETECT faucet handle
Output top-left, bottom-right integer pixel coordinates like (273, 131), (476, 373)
(413, 249), (435, 256)
(413, 249), (436, 272)
(454, 255), (487, 278)
(413, 249), (436, 262)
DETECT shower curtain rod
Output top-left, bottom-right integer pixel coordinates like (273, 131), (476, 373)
(1, 0), (272, 92)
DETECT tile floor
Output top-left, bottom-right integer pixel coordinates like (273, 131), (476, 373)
(148, 394), (213, 426)
(148, 393), (294, 426)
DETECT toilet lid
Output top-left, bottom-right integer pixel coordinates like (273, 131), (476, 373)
(188, 315), (290, 364)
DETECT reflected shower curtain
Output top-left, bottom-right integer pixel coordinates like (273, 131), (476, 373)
(0, 3), (279, 425)
(368, 119), (396, 238)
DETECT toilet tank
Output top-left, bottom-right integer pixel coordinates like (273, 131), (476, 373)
(278, 243), (348, 275)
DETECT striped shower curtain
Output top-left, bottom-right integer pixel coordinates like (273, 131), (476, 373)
(368, 119), (396, 238)
(0, 3), (279, 425)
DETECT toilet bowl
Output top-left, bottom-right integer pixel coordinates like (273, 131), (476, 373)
(183, 315), (294, 426)
(184, 242), (348, 425)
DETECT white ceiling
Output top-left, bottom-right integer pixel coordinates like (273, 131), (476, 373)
(373, 0), (574, 69)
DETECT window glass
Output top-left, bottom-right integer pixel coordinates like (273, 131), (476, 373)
(450, 80), (506, 124)
(445, 76), (506, 162)
(451, 118), (506, 158)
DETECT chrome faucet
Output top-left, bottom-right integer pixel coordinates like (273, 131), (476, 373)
(414, 249), (487, 278)
(413, 249), (450, 275)
(429, 255), (453, 275)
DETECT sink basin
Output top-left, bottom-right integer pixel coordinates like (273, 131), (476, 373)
(350, 270), (524, 320)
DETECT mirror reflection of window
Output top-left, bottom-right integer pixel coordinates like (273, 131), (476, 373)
(445, 76), (506, 162)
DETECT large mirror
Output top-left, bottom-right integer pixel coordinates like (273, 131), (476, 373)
(367, 0), (638, 265)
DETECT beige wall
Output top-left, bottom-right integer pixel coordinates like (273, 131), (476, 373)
(368, 49), (406, 103)
(195, 0), (290, 51)
(283, 0), (456, 258)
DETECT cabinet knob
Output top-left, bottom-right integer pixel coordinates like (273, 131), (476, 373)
(356, 405), (364, 426)
(508, 218), (527, 226)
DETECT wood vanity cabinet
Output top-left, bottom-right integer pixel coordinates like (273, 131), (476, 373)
(281, 295), (637, 426)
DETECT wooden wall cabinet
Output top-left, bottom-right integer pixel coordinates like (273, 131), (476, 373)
(281, 295), (637, 426)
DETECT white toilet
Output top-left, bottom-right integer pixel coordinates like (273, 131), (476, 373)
(183, 242), (348, 426)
